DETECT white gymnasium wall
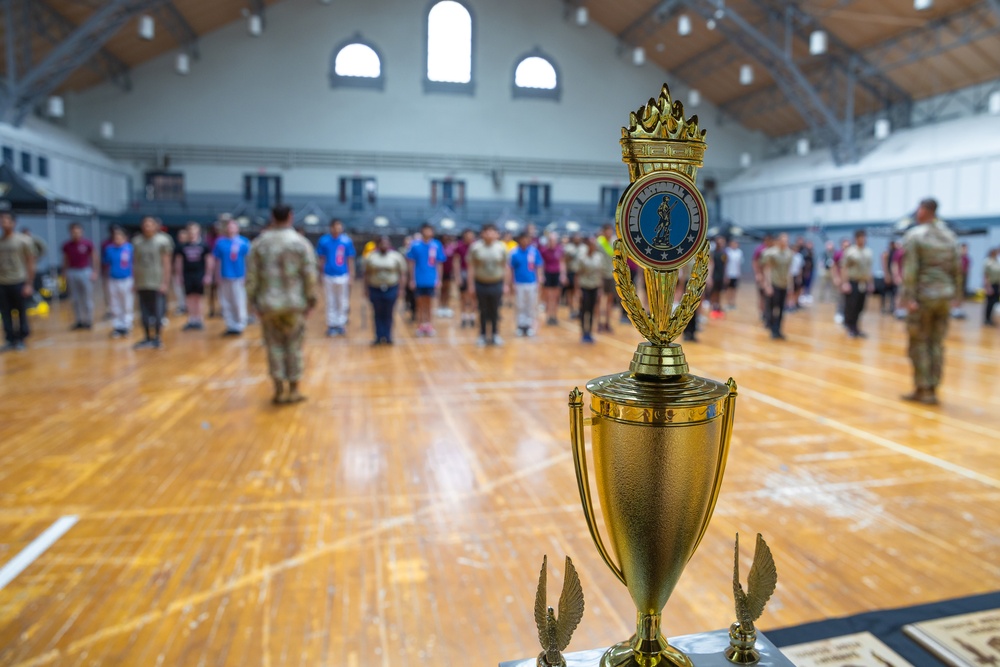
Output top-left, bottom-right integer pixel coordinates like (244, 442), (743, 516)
(65, 0), (762, 204)
(0, 118), (131, 213)
(721, 113), (1000, 229)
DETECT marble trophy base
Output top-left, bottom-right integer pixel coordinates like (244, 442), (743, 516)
(499, 630), (794, 667)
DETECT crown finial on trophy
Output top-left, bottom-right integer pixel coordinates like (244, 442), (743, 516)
(621, 84), (707, 182)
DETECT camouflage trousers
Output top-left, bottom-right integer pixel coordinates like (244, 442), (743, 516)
(261, 311), (306, 382)
(906, 298), (949, 390)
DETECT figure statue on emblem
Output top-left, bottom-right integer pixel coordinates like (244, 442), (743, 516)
(653, 196), (680, 249)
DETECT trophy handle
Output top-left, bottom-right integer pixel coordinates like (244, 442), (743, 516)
(691, 378), (739, 556)
(569, 388), (626, 586)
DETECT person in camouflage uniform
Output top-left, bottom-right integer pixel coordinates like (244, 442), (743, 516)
(246, 205), (318, 405)
(899, 198), (962, 405)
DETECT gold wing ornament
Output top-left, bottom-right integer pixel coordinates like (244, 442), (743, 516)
(732, 533), (777, 633)
(534, 555), (548, 649)
(533, 555), (585, 667)
(556, 557), (584, 651)
(727, 534), (777, 664)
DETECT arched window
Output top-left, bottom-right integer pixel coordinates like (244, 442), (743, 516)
(512, 49), (560, 100)
(424, 0), (474, 94)
(330, 34), (385, 90)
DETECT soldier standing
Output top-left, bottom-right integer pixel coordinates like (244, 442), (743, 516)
(246, 205), (318, 405)
(131, 216), (174, 350)
(984, 247), (1000, 327)
(760, 233), (795, 340)
(900, 198), (961, 405)
(839, 229), (873, 338)
(0, 213), (36, 351)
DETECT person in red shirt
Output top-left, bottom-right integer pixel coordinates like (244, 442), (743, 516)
(438, 233), (457, 318)
(539, 230), (565, 326)
(62, 222), (96, 330)
(454, 228), (476, 328)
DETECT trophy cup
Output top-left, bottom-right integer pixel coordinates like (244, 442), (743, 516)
(569, 84), (738, 667)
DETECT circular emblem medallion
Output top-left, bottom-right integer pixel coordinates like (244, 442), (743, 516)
(616, 173), (707, 271)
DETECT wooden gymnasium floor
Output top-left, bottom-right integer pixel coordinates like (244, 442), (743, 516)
(1, 281), (998, 667)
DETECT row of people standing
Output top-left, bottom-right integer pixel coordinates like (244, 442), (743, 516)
(313, 220), (623, 346)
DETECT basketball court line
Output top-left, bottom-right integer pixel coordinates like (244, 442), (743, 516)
(0, 516), (79, 591)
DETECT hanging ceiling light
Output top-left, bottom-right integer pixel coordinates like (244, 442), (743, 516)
(739, 64), (754, 85)
(914, 0), (932, 10)
(688, 89), (701, 107)
(632, 46), (645, 66)
(874, 118), (891, 140)
(740, 152), (752, 168)
(138, 14), (155, 40)
(575, 6), (589, 26)
(100, 122), (115, 140)
(989, 90), (1000, 115)
(796, 138), (810, 156)
(678, 14), (691, 36)
(809, 30), (827, 55)
(46, 96), (65, 118)
(706, 18), (717, 30)
(175, 53), (190, 75)
(248, 14), (263, 36)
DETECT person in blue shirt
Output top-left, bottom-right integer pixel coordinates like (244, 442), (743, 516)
(509, 231), (543, 337)
(103, 226), (134, 338)
(212, 217), (252, 336)
(316, 218), (355, 337)
(407, 223), (445, 337)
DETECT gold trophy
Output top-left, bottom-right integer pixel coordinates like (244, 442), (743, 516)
(569, 84), (738, 667)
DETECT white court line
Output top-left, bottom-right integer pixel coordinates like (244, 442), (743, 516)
(0, 515), (79, 591)
(740, 387), (1000, 490)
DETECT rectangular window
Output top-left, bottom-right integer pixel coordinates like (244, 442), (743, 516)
(813, 187), (825, 204)
(518, 182), (551, 216)
(600, 186), (623, 218)
(38, 156), (49, 179)
(21, 151), (32, 174)
(849, 182), (863, 200)
(430, 178), (465, 208)
(243, 174), (283, 209)
(144, 171), (185, 202)
(338, 176), (376, 211)
(831, 185), (844, 202)
(1, 146), (12, 164)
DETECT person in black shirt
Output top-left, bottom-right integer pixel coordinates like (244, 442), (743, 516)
(709, 235), (727, 317)
(173, 222), (214, 331)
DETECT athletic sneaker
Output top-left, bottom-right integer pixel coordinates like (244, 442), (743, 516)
(110, 329), (128, 339)
(133, 339), (156, 349)
(581, 333), (595, 344)
(477, 335), (488, 347)
(526, 328), (536, 337)
(326, 326), (337, 337)
(516, 327), (525, 337)
(491, 335), (504, 346)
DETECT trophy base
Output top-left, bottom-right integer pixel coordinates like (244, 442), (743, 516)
(601, 639), (693, 667)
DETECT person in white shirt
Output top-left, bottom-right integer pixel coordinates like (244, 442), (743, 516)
(787, 248), (804, 311)
(724, 239), (743, 310)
